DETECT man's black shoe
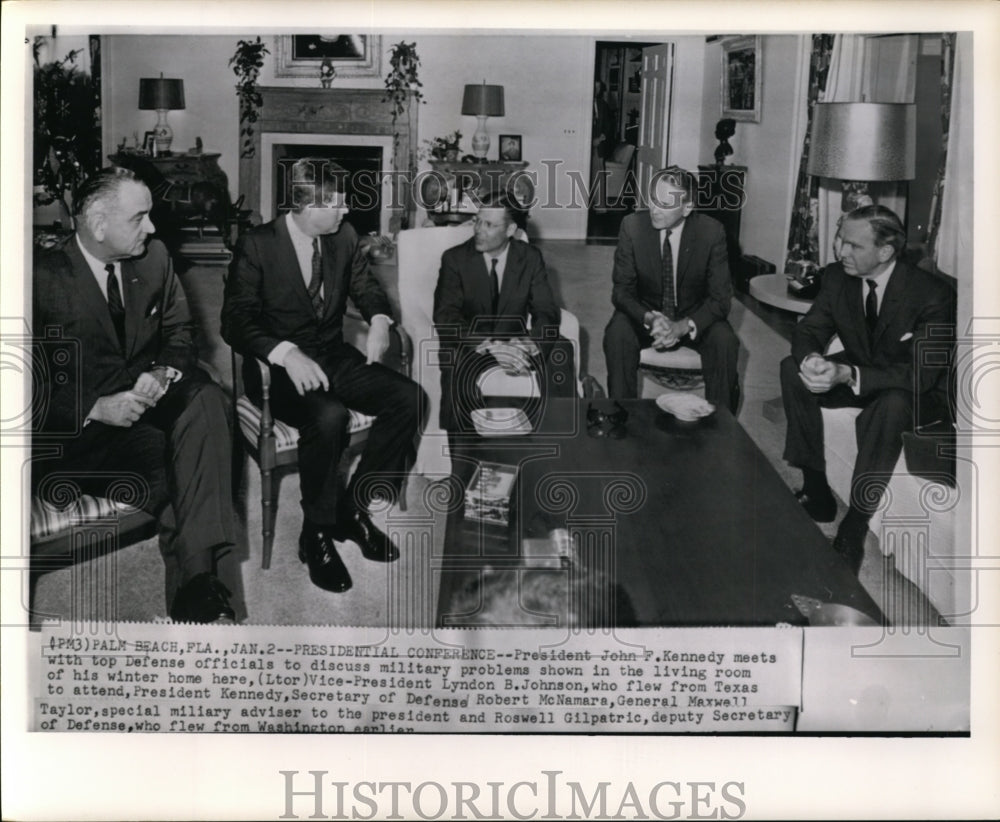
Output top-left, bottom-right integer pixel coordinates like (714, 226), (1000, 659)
(334, 508), (400, 562)
(832, 510), (869, 576)
(794, 488), (837, 523)
(170, 572), (237, 624)
(299, 526), (353, 592)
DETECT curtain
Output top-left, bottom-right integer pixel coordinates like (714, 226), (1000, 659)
(784, 34), (835, 267)
(929, 33), (971, 282)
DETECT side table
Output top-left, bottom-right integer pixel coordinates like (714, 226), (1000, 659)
(749, 273), (813, 315)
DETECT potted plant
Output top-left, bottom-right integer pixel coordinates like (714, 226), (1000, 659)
(230, 36), (270, 159)
(33, 38), (101, 229)
(383, 41), (424, 229)
(421, 130), (463, 162)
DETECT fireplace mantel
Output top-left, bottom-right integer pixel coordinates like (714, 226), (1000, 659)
(238, 86), (417, 232)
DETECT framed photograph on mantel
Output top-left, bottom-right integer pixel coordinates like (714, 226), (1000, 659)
(275, 34), (382, 78)
(721, 35), (762, 122)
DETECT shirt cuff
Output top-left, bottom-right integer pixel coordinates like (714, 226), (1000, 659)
(268, 341), (297, 366)
(849, 365), (861, 395)
(687, 318), (697, 340)
(371, 313), (393, 327)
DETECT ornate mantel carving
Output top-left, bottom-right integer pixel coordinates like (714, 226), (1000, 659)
(238, 86), (417, 232)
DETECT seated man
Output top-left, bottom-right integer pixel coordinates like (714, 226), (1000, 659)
(433, 193), (567, 434)
(603, 165), (739, 412)
(32, 167), (237, 623)
(781, 205), (954, 574)
(222, 159), (422, 595)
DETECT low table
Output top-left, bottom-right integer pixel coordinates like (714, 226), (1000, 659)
(437, 399), (881, 627)
(750, 273), (813, 314)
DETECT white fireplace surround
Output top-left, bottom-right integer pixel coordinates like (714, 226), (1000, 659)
(260, 133), (394, 233)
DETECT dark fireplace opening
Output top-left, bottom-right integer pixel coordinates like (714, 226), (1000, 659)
(273, 144), (383, 236)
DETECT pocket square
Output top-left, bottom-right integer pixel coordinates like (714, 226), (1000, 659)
(900, 332), (913, 342)
(146, 304), (159, 317)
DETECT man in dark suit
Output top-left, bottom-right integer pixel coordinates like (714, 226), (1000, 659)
(781, 205), (955, 574)
(433, 193), (563, 434)
(603, 166), (739, 411)
(32, 168), (236, 623)
(222, 159), (421, 594)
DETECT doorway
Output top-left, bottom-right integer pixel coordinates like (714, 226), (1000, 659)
(588, 41), (659, 241)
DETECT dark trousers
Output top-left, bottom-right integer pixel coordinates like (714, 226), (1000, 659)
(254, 343), (422, 526)
(780, 355), (914, 516)
(33, 371), (234, 582)
(439, 338), (576, 433)
(603, 310), (740, 412)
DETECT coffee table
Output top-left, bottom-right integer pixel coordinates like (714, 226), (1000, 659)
(436, 398), (881, 627)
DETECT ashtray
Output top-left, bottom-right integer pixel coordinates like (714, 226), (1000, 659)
(655, 392), (715, 421)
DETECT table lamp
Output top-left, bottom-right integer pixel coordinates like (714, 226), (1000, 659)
(462, 82), (505, 160)
(139, 73), (186, 155)
(807, 102), (915, 212)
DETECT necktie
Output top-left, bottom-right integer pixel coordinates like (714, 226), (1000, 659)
(105, 263), (126, 350)
(865, 279), (878, 337)
(307, 238), (324, 318)
(489, 258), (500, 314)
(661, 230), (675, 320)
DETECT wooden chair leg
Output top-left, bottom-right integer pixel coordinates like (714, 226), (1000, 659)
(261, 466), (274, 570)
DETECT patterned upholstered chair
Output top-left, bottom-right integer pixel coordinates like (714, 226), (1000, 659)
(232, 307), (413, 570)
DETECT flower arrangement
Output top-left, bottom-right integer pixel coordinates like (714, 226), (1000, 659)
(421, 130), (463, 161)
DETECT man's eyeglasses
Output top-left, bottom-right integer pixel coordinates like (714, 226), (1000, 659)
(586, 401), (628, 438)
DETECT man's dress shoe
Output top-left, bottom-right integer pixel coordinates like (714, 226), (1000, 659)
(334, 509), (400, 562)
(794, 488), (837, 523)
(170, 572), (237, 624)
(299, 527), (353, 593)
(832, 511), (869, 576)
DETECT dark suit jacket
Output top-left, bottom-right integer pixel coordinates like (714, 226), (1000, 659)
(792, 260), (955, 402)
(222, 217), (392, 363)
(33, 237), (196, 437)
(611, 211), (732, 334)
(433, 237), (560, 343)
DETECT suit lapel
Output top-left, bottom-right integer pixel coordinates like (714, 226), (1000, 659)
(465, 241), (492, 312)
(121, 258), (151, 356)
(275, 216), (317, 315)
(495, 242), (521, 315)
(320, 232), (344, 318)
(676, 215), (695, 290)
(65, 240), (122, 349)
(871, 263), (906, 347)
(840, 273), (871, 356)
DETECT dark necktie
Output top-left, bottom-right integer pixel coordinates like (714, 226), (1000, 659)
(105, 263), (126, 350)
(307, 238), (324, 318)
(489, 257), (500, 314)
(865, 279), (878, 337)
(661, 229), (675, 320)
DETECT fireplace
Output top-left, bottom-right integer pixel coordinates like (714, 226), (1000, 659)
(238, 87), (417, 233)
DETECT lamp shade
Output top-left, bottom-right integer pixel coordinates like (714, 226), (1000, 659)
(807, 102), (915, 181)
(138, 76), (185, 111)
(461, 83), (505, 117)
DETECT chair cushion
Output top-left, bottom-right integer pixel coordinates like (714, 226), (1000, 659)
(235, 396), (374, 454)
(639, 345), (703, 370)
(31, 495), (138, 542)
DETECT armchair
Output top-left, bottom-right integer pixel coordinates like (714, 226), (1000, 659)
(232, 307), (413, 570)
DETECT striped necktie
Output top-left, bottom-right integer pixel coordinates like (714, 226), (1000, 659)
(661, 229), (676, 320)
(307, 238), (324, 317)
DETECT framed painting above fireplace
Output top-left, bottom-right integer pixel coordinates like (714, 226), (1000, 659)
(275, 35), (382, 78)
